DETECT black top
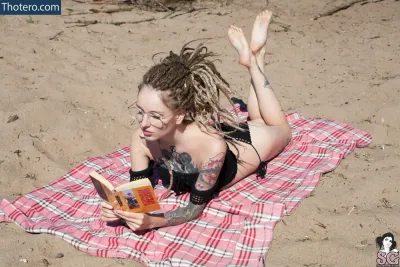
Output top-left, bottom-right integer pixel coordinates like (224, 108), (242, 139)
(129, 122), (267, 205)
(129, 145), (238, 205)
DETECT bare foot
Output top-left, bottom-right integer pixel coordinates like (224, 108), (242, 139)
(228, 25), (251, 67)
(249, 10), (273, 54)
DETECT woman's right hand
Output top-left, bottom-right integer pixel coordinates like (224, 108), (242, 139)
(99, 201), (120, 222)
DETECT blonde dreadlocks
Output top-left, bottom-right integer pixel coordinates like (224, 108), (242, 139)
(138, 41), (247, 198)
(138, 40), (244, 135)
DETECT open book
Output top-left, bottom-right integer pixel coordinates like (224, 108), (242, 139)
(89, 171), (160, 213)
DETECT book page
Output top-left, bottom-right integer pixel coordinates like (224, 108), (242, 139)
(115, 178), (151, 191)
(90, 175), (115, 203)
(89, 171), (115, 191)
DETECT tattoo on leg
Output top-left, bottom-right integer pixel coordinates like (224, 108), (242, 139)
(256, 62), (272, 89)
(256, 63), (264, 76)
(264, 78), (271, 88)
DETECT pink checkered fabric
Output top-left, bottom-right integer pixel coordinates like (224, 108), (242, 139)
(0, 104), (371, 267)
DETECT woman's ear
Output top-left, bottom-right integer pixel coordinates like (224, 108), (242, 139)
(175, 110), (186, 125)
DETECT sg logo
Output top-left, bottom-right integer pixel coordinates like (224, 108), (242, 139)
(376, 232), (399, 267)
(376, 251), (399, 266)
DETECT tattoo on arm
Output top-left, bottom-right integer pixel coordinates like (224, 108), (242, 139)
(163, 152), (225, 227)
(164, 202), (205, 226)
(256, 62), (272, 89)
(195, 152), (225, 190)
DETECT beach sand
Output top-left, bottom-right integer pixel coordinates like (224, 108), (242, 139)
(0, 0), (399, 266)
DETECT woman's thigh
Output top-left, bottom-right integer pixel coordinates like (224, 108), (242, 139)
(247, 119), (290, 162)
(223, 140), (260, 189)
(221, 119), (289, 189)
(223, 120), (268, 188)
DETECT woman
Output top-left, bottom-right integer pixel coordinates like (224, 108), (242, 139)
(100, 10), (291, 231)
(376, 232), (398, 255)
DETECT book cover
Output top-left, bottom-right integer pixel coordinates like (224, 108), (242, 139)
(89, 171), (160, 213)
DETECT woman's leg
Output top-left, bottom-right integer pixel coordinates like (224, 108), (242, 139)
(227, 10), (291, 166)
(222, 15), (292, 189)
(246, 49), (266, 121)
(246, 10), (272, 121)
(228, 10), (290, 129)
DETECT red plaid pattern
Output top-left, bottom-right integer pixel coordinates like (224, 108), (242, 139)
(0, 105), (371, 267)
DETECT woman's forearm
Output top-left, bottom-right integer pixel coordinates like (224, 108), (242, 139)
(150, 202), (205, 228)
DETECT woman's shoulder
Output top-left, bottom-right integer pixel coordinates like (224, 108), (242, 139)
(186, 125), (227, 157)
(188, 124), (226, 144)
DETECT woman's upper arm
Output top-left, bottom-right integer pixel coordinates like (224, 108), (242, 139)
(194, 146), (226, 191)
(162, 140), (226, 225)
(190, 141), (226, 205)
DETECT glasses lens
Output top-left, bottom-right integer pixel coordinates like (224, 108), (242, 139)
(135, 112), (164, 127)
(150, 116), (163, 128)
(136, 112), (143, 122)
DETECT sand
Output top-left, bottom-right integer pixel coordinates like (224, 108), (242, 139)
(0, 0), (399, 266)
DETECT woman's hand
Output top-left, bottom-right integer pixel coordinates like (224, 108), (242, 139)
(100, 201), (159, 230)
(99, 201), (120, 222)
(113, 210), (155, 231)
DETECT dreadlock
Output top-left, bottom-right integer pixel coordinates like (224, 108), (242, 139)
(138, 40), (247, 197)
(139, 40), (245, 133)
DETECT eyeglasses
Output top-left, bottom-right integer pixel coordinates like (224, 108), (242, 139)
(135, 110), (173, 128)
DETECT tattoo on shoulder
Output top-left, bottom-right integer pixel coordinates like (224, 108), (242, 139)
(158, 146), (198, 173)
(160, 150), (225, 227)
(195, 152), (225, 191)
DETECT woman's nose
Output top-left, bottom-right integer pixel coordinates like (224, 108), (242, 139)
(140, 113), (151, 127)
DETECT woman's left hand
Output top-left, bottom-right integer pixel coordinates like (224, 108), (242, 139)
(114, 210), (154, 231)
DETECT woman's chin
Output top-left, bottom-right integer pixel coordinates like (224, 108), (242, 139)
(142, 134), (158, 141)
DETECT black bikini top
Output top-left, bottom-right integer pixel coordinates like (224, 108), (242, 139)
(129, 146), (238, 205)
(128, 122), (268, 205)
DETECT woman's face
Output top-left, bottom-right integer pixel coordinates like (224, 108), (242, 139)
(135, 85), (180, 141)
(383, 236), (393, 249)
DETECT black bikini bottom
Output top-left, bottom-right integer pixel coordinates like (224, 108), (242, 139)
(216, 122), (268, 189)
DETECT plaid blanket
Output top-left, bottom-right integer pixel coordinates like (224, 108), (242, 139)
(0, 105), (371, 267)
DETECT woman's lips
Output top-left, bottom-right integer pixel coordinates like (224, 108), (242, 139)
(142, 130), (152, 136)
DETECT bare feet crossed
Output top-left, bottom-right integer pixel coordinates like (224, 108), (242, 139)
(249, 10), (273, 55)
(228, 10), (273, 67)
(228, 25), (251, 67)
